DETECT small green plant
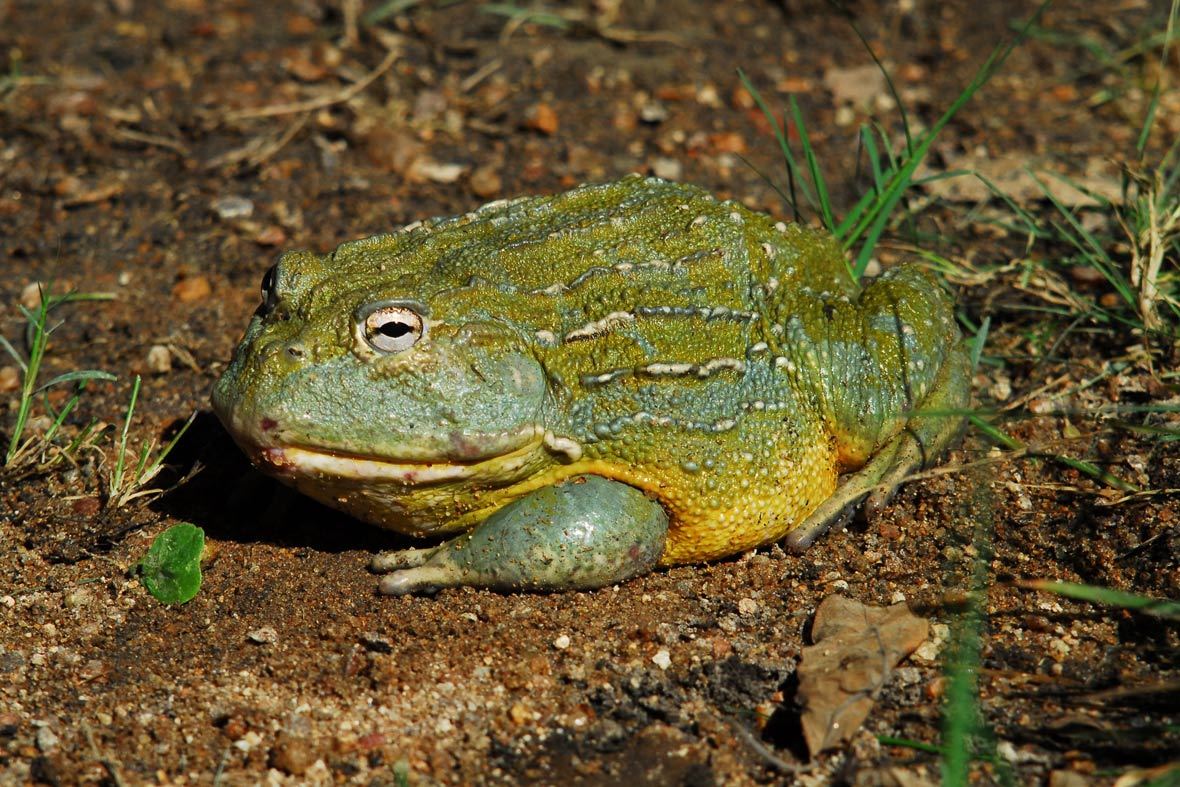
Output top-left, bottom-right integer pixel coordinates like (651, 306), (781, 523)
(139, 523), (206, 604)
(740, 2), (1050, 280)
(1, 284), (115, 468)
(106, 375), (195, 508)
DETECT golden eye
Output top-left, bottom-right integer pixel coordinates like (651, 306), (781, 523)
(361, 305), (424, 354)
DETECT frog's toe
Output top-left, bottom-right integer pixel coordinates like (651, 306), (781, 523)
(783, 470), (875, 552)
(863, 438), (925, 517)
(378, 565), (454, 596)
(371, 545), (437, 573)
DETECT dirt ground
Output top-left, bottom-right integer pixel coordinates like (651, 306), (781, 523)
(1, 0), (1178, 784)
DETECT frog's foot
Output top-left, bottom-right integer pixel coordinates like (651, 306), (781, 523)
(370, 475), (669, 595)
(785, 342), (971, 552)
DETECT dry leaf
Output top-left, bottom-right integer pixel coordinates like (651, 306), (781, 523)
(918, 152), (1121, 206)
(797, 595), (929, 756)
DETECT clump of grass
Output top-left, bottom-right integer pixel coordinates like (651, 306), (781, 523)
(106, 375), (195, 509)
(741, 2), (1050, 280)
(984, 0), (1180, 345)
(1, 284), (115, 468)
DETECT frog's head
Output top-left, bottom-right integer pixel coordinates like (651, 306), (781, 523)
(212, 231), (556, 529)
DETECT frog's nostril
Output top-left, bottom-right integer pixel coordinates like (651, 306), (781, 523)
(286, 343), (306, 359)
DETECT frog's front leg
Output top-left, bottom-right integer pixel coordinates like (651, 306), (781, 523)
(371, 475), (669, 595)
(784, 264), (972, 551)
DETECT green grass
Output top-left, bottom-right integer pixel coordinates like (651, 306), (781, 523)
(740, 2), (1050, 281)
(948, 6), (1178, 782)
(1, 284), (115, 468)
(1016, 580), (1180, 620)
(106, 375), (195, 508)
(362, 0), (431, 26)
(480, 2), (572, 31)
(2, 289), (195, 509)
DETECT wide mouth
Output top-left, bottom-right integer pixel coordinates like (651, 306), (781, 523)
(250, 439), (544, 486)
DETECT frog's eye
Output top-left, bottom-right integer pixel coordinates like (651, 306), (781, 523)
(361, 305), (424, 354)
(259, 264), (279, 313)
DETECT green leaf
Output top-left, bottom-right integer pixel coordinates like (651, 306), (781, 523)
(140, 523), (205, 604)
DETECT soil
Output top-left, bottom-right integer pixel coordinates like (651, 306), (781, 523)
(1, 0), (1178, 785)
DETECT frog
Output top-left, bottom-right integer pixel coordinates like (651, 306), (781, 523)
(212, 175), (970, 595)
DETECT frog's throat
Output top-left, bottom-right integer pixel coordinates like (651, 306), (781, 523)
(255, 430), (576, 486)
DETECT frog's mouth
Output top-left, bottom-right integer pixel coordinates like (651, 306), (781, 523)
(253, 442), (543, 486)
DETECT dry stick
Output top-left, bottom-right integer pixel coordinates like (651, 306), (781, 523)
(110, 127), (191, 156)
(223, 47), (399, 122)
(460, 58), (503, 93)
(342, 0), (361, 48)
(82, 722), (126, 787)
(247, 113), (311, 168)
(728, 720), (800, 774)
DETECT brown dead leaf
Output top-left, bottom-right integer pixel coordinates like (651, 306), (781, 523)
(918, 152), (1121, 206)
(797, 595), (929, 756)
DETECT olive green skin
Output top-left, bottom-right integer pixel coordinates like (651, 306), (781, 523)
(212, 175), (968, 573)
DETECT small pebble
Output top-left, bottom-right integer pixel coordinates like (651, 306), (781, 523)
(253, 225), (287, 246)
(411, 159), (466, 184)
(211, 195), (254, 221)
(0, 366), (19, 393)
(552, 634), (570, 650)
(234, 730), (263, 751)
(737, 597), (758, 616)
(639, 101), (668, 124)
(172, 276), (212, 303)
(651, 648), (671, 670)
(651, 157), (682, 180)
(523, 102), (558, 135)
(469, 164), (502, 198)
(35, 725), (59, 753)
(20, 282), (44, 310)
(146, 345), (171, 374)
(247, 627), (278, 645)
(270, 735), (317, 776)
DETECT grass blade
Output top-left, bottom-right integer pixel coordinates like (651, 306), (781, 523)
(788, 95), (836, 232)
(739, 69), (818, 218)
(1016, 580), (1180, 620)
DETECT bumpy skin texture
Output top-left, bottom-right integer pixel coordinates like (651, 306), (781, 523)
(213, 175), (969, 588)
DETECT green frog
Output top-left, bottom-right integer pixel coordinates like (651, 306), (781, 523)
(212, 175), (969, 595)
